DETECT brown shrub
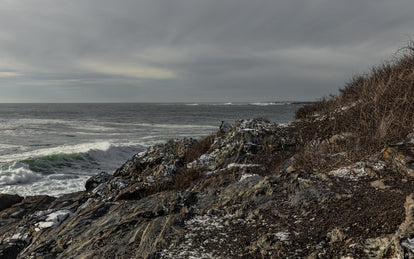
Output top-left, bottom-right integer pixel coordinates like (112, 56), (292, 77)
(184, 134), (216, 163)
(172, 168), (202, 191)
(198, 169), (240, 190)
(295, 95), (337, 119)
(294, 45), (414, 171)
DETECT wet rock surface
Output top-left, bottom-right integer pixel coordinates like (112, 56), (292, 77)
(1, 119), (414, 258)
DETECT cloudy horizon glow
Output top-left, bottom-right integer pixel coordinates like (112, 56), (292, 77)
(1, 0), (413, 103)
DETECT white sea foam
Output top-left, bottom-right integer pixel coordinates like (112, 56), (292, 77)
(250, 102), (287, 106)
(1, 173), (88, 197)
(0, 144), (21, 149)
(0, 142), (146, 197)
(70, 121), (217, 130)
(0, 118), (70, 128)
(0, 163), (42, 185)
(130, 123), (217, 130)
(209, 102), (238, 106)
(0, 142), (114, 163)
(70, 123), (118, 132)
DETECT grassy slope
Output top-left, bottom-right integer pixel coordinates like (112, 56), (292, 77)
(294, 46), (414, 172)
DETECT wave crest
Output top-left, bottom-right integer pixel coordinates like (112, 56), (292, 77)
(249, 102), (289, 106)
(0, 163), (42, 185)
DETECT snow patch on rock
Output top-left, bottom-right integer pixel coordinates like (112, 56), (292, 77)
(239, 173), (259, 182)
(34, 209), (73, 231)
(328, 162), (368, 180)
(228, 163), (260, 169)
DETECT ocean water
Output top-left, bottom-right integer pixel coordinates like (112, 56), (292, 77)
(0, 102), (303, 197)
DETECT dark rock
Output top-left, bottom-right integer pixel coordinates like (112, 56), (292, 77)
(0, 195), (55, 219)
(85, 172), (111, 191)
(0, 241), (26, 259)
(0, 194), (23, 211)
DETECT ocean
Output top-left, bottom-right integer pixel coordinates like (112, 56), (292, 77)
(0, 102), (303, 197)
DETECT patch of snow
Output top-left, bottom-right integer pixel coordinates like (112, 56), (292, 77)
(35, 209), (73, 231)
(372, 161), (386, 171)
(212, 137), (221, 146)
(137, 151), (146, 157)
(333, 101), (361, 114)
(223, 214), (237, 219)
(142, 156), (155, 163)
(205, 170), (221, 176)
(92, 183), (107, 194)
(227, 163), (260, 169)
(199, 154), (209, 160)
(314, 114), (328, 121)
(239, 173), (259, 182)
(35, 209), (55, 217)
(328, 162), (368, 180)
(4, 226), (30, 243)
(401, 238), (414, 253)
(111, 177), (129, 190)
(187, 152), (219, 170)
(11, 232), (29, 242)
(164, 164), (176, 176)
(274, 232), (290, 241)
(187, 161), (196, 168)
(146, 175), (155, 183)
(77, 198), (93, 212)
(186, 215), (224, 230)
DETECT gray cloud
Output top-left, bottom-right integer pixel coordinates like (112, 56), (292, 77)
(0, 0), (413, 102)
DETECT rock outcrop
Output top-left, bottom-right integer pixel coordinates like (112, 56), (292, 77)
(1, 118), (414, 258)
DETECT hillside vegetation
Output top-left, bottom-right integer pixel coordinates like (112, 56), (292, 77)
(294, 46), (414, 172)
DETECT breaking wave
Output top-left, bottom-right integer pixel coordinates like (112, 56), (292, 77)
(0, 143), (145, 187)
(0, 163), (42, 185)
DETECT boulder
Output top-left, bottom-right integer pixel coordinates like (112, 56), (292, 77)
(0, 194), (23, 211)
(85, 172), (111, 191)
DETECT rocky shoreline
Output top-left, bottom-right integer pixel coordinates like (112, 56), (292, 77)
(1, 116), (414, 258)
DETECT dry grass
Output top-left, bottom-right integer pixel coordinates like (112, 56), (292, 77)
(295, 95), (337, 120)
(183, 135), (216, 163)
(294, 45), (414, 171)
(172, 168), (202, 191)
(170, 134), (217, 191)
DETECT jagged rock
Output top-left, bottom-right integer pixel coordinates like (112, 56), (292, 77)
(0, 194), (23, 211)
(85, 172), (111, 191)
(0, 240), (26, 259)
(1, 119), (414, 258)
(219, 121), (232, 133)
(0, 195), (56, 219)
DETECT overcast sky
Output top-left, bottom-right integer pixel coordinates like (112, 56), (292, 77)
(0, 0), (413, 103)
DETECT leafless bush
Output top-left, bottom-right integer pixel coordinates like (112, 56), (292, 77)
(184, 135), (216, 163)
(172, 168), (202, 191)
(294, 45), (414, 171)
